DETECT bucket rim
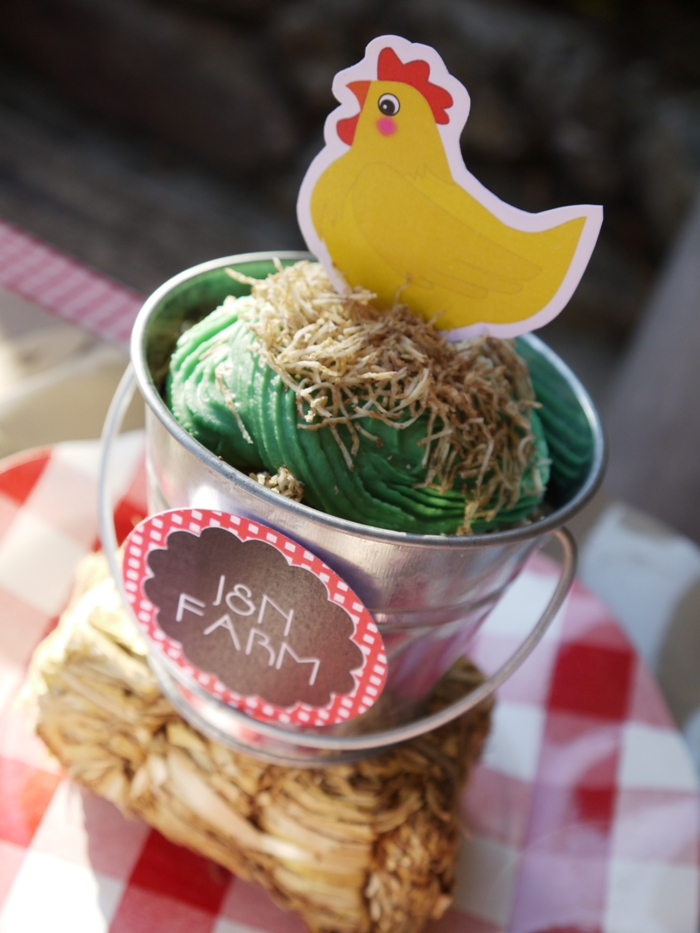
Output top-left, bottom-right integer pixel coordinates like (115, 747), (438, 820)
(131, 250), (606, 549)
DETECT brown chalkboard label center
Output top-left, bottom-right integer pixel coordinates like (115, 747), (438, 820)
(123, 510), (387, 725)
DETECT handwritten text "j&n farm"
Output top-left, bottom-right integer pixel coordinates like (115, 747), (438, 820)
(175, 575), (321, 686)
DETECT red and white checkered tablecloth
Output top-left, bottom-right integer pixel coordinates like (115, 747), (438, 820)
(0, 437), (697, 933)
(0, 220), (698, 932)
(0, 220), (141, 345)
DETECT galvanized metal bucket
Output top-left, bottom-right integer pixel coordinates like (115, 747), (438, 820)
(99, 252), (604, 765)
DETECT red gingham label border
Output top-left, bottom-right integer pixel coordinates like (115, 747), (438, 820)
(122, 508), (387, 726)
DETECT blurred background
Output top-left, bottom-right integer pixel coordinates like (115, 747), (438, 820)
(0, 0), (699, 538)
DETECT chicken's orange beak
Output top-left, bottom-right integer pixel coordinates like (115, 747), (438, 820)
(337, 81), (371, 146)
(347, 81), (370, 107)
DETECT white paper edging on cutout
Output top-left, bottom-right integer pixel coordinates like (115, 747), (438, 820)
(297, 34), (603, 339)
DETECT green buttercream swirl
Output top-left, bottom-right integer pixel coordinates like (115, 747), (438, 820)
(167, 297), (550, 535)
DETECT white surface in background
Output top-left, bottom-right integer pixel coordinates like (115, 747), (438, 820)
(55, 431), (145, 507)
(482, 701), (546, 782)
(0, 852), (123, 933)
(452, 834), (520, 927)
(579, 503), (700, 668)
(603, 858), (699, 933)
(479, 567), (567, 643)
(618, 723), (699, 792)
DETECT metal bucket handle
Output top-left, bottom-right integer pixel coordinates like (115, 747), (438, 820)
(100, 365), (576, 752)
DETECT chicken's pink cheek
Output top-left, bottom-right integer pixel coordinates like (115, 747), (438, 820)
(376, 117), (397, 136)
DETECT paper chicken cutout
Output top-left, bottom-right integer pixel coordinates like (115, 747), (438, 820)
(297, 35), (603, 339)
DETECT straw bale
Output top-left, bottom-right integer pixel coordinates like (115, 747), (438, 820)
(25, 553), (492, 933)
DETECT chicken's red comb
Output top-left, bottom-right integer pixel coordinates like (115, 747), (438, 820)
(377, 47), (453, 124)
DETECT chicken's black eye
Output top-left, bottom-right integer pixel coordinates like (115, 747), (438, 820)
(378, 93), (400, 116)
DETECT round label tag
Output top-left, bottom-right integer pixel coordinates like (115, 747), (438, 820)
(122, 509), (387, 726)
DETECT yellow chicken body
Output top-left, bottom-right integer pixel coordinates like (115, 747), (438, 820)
(308, 77), (594, 334)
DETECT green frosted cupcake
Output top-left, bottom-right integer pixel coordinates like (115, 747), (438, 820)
(167, 261), (551, 535)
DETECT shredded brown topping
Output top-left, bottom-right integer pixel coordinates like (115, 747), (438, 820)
(249, 466), (305, 501)
(227, 260), (539, 530)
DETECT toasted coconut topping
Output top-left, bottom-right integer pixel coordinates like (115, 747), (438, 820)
(227, 260), (540, 531)
(249, 466), (305, 501)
